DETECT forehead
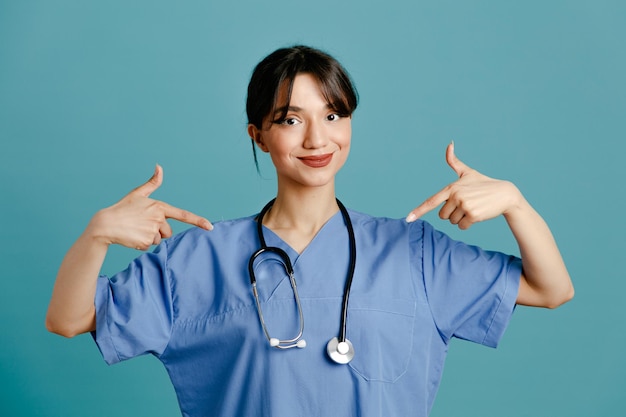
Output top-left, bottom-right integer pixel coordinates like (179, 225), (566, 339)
(275, 73), (326, 106)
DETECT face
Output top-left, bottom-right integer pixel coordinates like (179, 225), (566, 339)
(248, 73), (352, 191)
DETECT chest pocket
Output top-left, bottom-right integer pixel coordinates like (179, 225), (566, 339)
(345, 297), (416, 383)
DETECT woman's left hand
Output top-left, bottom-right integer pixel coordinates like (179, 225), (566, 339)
(407, 142), (574, 308)
(405, 142), (523, 229)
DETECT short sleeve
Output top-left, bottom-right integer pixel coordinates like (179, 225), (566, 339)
(415, 221), (522, 347)
(92, 241), (174, 365)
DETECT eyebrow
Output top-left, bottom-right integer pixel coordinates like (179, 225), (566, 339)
(272, 103), (335, 117)
(273, 105), (303, 116)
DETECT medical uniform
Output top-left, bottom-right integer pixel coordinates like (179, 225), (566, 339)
(93, 209), (521, 417)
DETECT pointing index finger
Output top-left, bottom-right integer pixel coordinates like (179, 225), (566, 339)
(162, 202), (213, 231)
(406, 187), (450, 222)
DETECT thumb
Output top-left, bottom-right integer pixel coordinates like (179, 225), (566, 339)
(131, 164), (163, 197)
(446, 141), (471, 177)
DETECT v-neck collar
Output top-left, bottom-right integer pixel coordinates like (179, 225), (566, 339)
(259, 209), (344, 263)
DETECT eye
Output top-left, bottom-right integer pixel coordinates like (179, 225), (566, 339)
(280, 117), (301, 126)
(326, 113), (341, 122)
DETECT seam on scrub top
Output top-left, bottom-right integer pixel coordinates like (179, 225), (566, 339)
(480, 258), (511, 346)
(172, 291), (342, 327)
(347, 306), (415, 317)
(417, 222), (449, 345)
(160, 238), (176, 357)
(173, 301), (260, 327)
(174, 297), (355, 328)
(178, 297), (339, 326)
(404, 218), (421, 307)
(104, 275), (122, 363)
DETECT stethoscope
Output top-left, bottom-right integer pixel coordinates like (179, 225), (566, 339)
(248, 198), (357, 364)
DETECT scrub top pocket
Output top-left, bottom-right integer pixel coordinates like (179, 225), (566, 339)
(346, 297), (416, 383)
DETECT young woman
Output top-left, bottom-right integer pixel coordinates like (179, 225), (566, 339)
(46, 45), (573, 416)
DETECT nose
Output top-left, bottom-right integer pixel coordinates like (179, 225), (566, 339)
(303, 120), (328, 149)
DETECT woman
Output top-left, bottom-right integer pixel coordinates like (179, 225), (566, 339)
(46, 45), (573, 416)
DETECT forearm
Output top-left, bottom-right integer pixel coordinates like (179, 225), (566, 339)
(46, 220), (109, 337)
(504, 196), (574, 308)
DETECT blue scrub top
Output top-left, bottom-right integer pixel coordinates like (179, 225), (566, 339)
(93, 209), (521, 417)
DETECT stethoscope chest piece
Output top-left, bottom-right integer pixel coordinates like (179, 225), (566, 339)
(327, 337), (355, 364)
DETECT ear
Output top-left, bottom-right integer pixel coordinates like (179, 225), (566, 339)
(247, 124), (269, 153)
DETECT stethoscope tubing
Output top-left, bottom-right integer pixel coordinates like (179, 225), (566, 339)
(249, 198), (357, 362)
(335, 199), (356, 344)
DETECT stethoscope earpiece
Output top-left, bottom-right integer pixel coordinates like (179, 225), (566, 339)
(269, 337), (306, 349)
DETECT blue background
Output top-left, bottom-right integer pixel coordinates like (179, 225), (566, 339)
(1, 1), (624, 415)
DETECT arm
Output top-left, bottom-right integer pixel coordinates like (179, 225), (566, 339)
(503, 196), (573, 308)
(46, 165), (212, 337)
(406, 143), (573, 308)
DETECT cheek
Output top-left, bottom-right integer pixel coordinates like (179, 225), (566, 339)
(338, 123), (352, 148)
(336, 125), (352, 165)
(266, 133), (297, 161)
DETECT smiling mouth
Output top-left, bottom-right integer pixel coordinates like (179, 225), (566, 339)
(298, 153), (333, 168)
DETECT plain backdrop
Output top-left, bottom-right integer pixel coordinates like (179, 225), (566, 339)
(1, 1), (624, 416)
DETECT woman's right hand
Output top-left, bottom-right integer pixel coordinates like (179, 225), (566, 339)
(47, 165), (212, 337)
(87, 165), (213, 251)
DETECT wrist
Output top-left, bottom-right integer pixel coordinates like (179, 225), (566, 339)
(502, 182), (529, 220)
(84, 209), (115, 246)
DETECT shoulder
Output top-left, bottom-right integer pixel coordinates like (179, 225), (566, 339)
(344, 209), (438, 256)
(346, 209), (461, 258)
(164, 214), (258, 253)
(346, 209), (402, 226)
(346, 208), (429, 237)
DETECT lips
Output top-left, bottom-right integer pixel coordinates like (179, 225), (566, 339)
(298, 153), (333, 168)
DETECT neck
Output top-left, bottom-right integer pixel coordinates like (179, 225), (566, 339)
(266, 185), (338, 229)
(261, 183), (339, 253)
